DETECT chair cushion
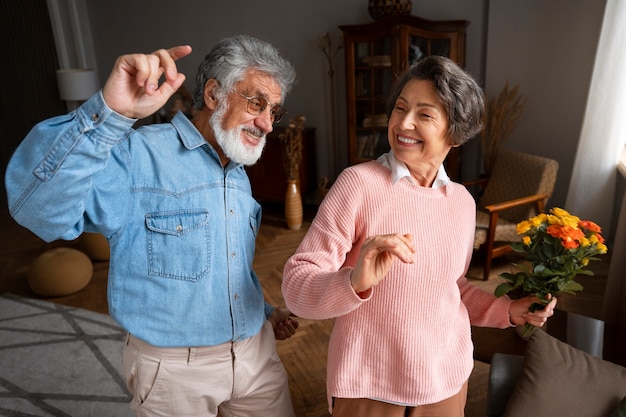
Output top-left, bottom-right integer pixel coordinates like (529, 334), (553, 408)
(503, 329), (626, 417)
(474, 211), (520, 249)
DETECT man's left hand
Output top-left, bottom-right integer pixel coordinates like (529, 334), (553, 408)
(269, 307), (299, 340)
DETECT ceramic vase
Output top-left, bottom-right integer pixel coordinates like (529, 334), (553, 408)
(285, 180), (303, 230)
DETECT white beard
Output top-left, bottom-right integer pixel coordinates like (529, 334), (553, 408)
(209, 102), (266, 166)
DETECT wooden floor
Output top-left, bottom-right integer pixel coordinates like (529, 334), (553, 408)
(0, 204), (611, 417)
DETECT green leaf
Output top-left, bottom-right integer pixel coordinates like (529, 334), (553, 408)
(511, 242), (526, 253)
(495, 283), (514, 297)
(562, 280), (584, 293)
(498, 272), (517, 284)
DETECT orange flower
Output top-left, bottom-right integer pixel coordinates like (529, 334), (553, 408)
(546, 224), (585, 249)
(579, 220), (602, 233)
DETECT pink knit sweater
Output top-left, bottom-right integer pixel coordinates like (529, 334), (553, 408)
(282, 161), (513, 409)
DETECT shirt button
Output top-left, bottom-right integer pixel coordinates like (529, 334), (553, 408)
(234, 293), (239, 300)
(91, 113), (99, 122)
(229, 209), (234, 215)
(176, 225), (183, 232)
(231, 252), (236, 258)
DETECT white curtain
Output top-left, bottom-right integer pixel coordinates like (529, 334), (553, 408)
(565, 0), (626, 233)
(566, 0), (626, 366)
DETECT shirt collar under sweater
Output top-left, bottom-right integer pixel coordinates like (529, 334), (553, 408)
(376, 151), (451, 189)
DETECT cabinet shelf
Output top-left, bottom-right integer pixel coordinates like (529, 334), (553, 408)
(340, 14), (468, 180)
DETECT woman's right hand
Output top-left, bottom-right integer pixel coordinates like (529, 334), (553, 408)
(350, 233), (415, 296)
(102, 45), (192, 119)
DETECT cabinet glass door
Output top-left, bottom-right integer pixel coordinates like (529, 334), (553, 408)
(353, 37), (392, 160)
(408, 35), (451, 64)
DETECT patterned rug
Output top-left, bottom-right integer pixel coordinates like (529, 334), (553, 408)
(0, 294), (133, 416)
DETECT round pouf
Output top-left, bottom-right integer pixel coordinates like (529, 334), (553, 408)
(75, 232), (110, 261)
(27, 247), (93, 297)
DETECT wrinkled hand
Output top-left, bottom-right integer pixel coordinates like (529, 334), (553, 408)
(268, 307), (299, 340)
(102, 45), (192, 119)
(509, 294), (557, 327)
(350, 233), (415, 295)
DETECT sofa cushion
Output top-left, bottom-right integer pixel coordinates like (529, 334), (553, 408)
(504, 329), (626, 417)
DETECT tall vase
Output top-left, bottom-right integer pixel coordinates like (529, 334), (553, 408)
(285, 180), (303, 230)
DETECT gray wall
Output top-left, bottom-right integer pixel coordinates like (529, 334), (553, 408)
(84, 0), (606, 208)
(486, 0), (606, 210)
(85, 0), (488, 181)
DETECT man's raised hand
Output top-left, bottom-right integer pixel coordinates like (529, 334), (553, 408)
(102, 45), (192, 119)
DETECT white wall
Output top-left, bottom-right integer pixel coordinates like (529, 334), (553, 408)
(84, 0), (487, 181)
(486, 0), (606, 208)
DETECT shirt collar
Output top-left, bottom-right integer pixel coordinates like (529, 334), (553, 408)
(376, 151), (450, 188)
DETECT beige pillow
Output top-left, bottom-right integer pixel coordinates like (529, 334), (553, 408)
(504, 329), (626, 417)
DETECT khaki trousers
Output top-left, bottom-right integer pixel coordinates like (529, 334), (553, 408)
(332, 381), (468, 417)
(122, 321), (295, 417)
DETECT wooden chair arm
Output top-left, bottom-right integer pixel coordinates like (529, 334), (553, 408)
(484, 193), (549, 213)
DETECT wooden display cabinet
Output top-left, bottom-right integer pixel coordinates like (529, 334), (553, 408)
(339, 14), (468, 180)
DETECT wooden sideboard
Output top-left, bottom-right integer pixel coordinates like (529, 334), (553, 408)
(245, 127), (317, 204)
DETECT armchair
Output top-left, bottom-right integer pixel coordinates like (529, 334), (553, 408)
(470, 151), (559, 280)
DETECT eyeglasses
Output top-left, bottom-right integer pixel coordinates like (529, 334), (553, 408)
(235, 91), (287, 124)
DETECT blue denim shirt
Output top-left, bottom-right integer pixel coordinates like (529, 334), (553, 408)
(5, 92), (274, 347)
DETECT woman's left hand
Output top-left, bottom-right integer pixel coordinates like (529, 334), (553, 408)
(509, 294), (557, 327)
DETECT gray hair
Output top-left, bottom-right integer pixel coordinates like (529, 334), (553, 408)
(192, 35), (297, 110)
(386, 55), (484, 146)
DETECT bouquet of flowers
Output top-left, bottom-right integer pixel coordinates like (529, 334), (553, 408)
(495, 207), (608, 337)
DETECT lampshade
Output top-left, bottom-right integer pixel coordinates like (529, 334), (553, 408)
(56, 68), (100, 101)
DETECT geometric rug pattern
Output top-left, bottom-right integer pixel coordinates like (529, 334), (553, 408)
(0, 294), (133, 417)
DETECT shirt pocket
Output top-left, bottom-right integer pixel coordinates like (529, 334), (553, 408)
(145, 209), (209, 281)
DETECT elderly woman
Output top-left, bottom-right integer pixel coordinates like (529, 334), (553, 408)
(282, 56), (556, 417)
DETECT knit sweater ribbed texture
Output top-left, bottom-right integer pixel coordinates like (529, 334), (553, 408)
(282, 161), (513, 408)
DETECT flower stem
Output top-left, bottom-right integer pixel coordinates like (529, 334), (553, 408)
(522, 323), (537, 338)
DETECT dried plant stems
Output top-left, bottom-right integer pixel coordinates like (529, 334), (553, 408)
(481, 81), (527, 175)
(280, 115), (306, 181)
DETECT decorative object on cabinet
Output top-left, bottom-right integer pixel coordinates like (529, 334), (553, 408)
(318, 33), (343, 176)
(340, 14), (468, 180)
(279, 115), (306, 230)
(368, 0), (412, 21)
(481, 81), (527, 176)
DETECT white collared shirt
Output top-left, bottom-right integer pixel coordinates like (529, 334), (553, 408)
(376, 151), (450, 188)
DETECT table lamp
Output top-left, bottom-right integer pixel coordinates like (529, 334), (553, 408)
(56, 68), (100, 110)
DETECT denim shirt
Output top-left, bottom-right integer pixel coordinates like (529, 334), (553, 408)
(5, 92), (274, 347)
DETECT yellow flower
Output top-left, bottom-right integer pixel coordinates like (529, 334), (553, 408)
(517, 220), (532, 234)
(546, 214), (560, 225)
(551, 207), (571, 217)
(581, 258), (589, 266)
(579, 237), (591, 247)
(597, 242), (608, 254)
(561, 215), (581, 228)
(522, 236), (531, 246)
(531, 214), (547, 226)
